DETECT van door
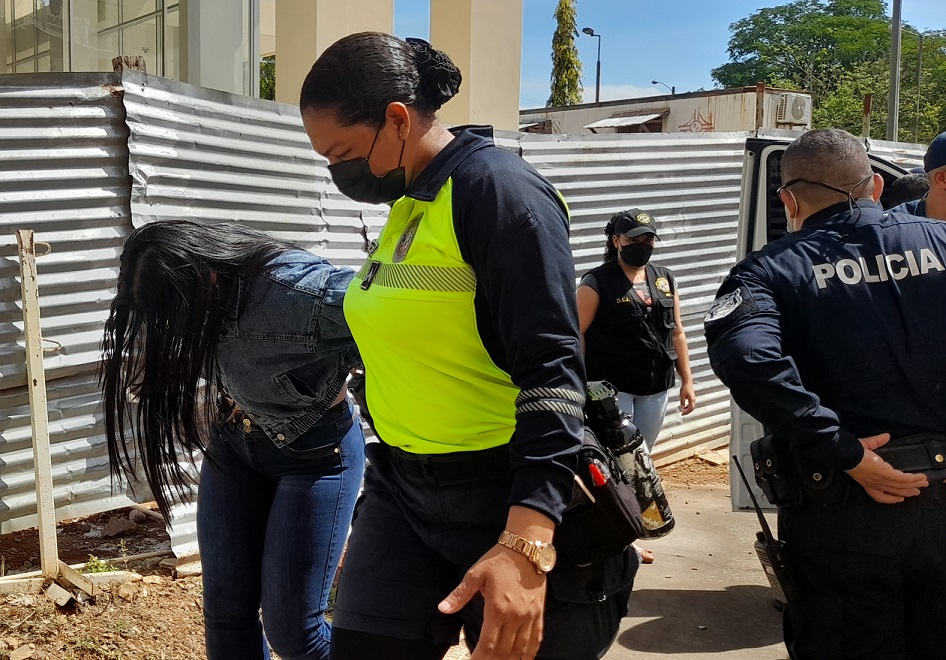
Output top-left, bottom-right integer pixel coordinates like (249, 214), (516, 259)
(729, 137), (909, 511)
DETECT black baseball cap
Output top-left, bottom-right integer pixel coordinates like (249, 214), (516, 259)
(925, 130), (946, 173)
(610, 208), (659, 239)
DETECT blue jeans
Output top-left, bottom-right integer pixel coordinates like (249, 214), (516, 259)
(197, 400), (365, 660)
(617, 390), (670, 450)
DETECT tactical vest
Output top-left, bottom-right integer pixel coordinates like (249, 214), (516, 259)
(584, 261), (678, 396)
(343, 178), (519, 454)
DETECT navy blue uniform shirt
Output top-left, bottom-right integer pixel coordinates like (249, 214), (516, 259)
(890, 196), (928, 217)
(705, 200), (946, 470)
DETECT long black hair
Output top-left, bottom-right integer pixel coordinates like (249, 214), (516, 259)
(299, 32), (462, 127)
(100, 220), (299, 514)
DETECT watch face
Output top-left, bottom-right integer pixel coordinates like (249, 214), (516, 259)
(535, 543), (557, 573)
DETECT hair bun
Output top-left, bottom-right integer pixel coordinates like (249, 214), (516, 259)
(406, 37), (462, 109)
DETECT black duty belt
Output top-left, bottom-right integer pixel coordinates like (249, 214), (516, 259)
(874, 436), (946, 474)
(385, 442), (510, 487)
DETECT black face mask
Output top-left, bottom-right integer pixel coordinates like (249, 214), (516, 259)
(620, 243), (654, 268)
(328, 127), (407, 205)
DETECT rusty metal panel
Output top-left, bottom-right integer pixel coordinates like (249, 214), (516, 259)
(519, 131), (752, 459)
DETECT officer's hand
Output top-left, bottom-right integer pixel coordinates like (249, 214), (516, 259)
(845, 433), (929, 504)
(679, 381), (696, 415)
(439, 543), (546, 659)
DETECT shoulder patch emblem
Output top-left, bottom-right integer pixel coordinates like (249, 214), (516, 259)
(392, 215), (422, 263)
(704, 289), (743, 323)
(654, 277), (672, 296)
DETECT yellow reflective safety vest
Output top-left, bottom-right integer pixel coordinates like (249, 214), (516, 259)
(344, 176), (518, 454)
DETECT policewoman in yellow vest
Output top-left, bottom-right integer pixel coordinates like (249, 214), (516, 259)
(300, 33), (637, 660)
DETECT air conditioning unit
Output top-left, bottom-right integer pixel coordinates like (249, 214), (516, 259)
(776, 93), (812, 125)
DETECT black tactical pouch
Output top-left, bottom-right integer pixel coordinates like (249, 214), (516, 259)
(750, 435), (803, 507)
(556, 428), (644, 566)
(793, 454), (849, 506)
(750, 435), (849, 507)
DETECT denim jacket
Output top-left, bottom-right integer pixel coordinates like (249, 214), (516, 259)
(217, 250), (360, 447)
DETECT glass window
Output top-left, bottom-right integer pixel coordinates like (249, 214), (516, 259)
(98, 0), (118, 30)
(13, 0), (37, 62)
(121, 0), (155, 21)
(5, 0), (64, 73)
(95, 29), (118, 70)
(121, 16), (158, 74)
(165, 6), (179, 80)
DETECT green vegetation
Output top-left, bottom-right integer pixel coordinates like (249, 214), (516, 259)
(548, 0), (583, 106)
(260, 56), (276, 101)
(84, 554), (118, 574)
(713, 0), (946, 142)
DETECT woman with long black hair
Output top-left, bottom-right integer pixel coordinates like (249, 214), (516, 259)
(101, 220), (365, 660)
(299, 33), (637, 660)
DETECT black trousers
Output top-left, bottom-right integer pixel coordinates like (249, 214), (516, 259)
(332, 441), (638, 660)
(779, 481), (946, 660)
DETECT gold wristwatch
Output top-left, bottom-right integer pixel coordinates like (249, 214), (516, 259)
(497, 530), (557, 574)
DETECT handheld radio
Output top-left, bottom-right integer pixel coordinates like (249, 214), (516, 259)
(732, 455), (801, 606)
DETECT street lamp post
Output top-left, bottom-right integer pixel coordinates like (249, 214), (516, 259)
(916, 31), (924, 141)
(652, 80), (675, 95)
(886, 0), (902, 141)
(582, 27), (601, 104)
(902, 25), (925, 141)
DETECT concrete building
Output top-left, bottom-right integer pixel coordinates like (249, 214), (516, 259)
(520, 85), (813, 136)
(1, 0), (522, 129)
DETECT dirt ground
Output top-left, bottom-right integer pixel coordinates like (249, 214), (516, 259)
(0, 457), (729, 660)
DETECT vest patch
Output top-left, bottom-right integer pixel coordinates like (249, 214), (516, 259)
(393, 215), (422, 263)
(812, 249), (945, 289)
(654, 277), (672, 297)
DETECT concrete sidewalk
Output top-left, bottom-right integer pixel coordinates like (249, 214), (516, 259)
(604, 484), (789, 660)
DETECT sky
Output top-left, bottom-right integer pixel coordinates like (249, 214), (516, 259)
(393, 0), (944, 110)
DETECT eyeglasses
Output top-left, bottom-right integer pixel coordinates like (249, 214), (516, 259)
(777, 174), (873, 198)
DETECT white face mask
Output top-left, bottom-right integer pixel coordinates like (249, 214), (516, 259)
(784, 206), (797, 233)
(783, 190), (799, 233)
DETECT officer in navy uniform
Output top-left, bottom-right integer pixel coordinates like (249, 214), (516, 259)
(704, 129), (946, 660)
(890, 129), (946, 220)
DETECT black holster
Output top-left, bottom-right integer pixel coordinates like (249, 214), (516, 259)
(750, 435), (849, 508)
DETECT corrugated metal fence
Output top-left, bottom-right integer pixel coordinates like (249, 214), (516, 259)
(0, 74), (135, 536)
(0, 72), (926, 555)
(521, 131), (751, 458)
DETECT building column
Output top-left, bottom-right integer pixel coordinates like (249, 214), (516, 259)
(274, 0), (394, 105)
(430, 0), (523, 131)
(180, 0), (248, 95)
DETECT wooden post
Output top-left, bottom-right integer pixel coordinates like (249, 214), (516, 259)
(754, 82), (766, 131)
(15, 230), (59, 580)
(111, 56), (147, 73)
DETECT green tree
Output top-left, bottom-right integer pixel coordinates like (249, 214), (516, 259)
(548, 0), (583, 107)
(712, 0), (889, 104)
(260, 56), (275, 101)
(714, 1), (946, 142)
